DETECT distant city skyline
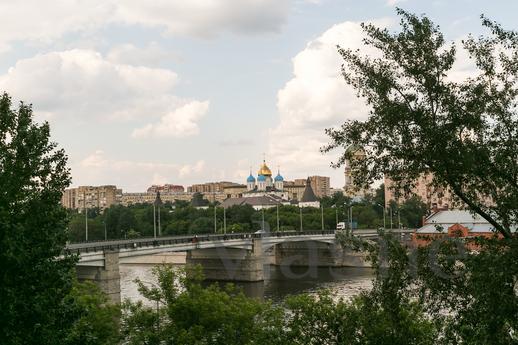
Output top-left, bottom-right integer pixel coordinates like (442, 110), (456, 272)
(1, 1), (517, 191)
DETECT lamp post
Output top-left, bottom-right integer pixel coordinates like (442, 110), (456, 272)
(376, 203), (386, 229)
(299, 207), (303, 231)
(276, 204), (280, 232)
(350, 205), (354, 231)
(84, 192), (88, 242)
(390, 206), (393, 230)
(223, 206), (226, 234)
(214, 204), (217, 233)
(321, 205), (324, 230)
(397, 205), (401, 230)
(334, 204), (338, 229)
(154, 191), (163, 238)
(261, 207), (265, 232)
(153, 202), (156, 239)
(158, 205), (161, 236)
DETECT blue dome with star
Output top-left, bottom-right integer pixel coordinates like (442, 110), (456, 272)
(247, 174), (256, 182)
(274, 173), (284, 182)
(257, 174), (266, 182)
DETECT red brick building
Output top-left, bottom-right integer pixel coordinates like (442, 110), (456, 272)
(412, 210), (511, 247)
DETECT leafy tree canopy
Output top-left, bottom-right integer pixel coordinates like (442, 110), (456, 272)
(324, 9), (518, 237)
(0, 92), (79, 343)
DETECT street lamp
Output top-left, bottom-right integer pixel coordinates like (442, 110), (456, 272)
(276, 204), (280, 232)
(223, 206), (227, 234)
(261, 207), (265, 232)
(321, 205), (324, 230)
(299, 206), (303, 231)
(84, 192), (89, 242)
(376, 203), (386, 229)
(389, 206), (393, 230)
(350, 205), (354, 231)
(214, 204), (217, 233)
(333, 204), (338, 228)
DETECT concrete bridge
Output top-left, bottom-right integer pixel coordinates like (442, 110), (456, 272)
(67, 229), (413, 303)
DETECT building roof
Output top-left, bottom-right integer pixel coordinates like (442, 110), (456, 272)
(274, 173), (284, 182)
(257, 174), (266, 182)
(225, 184), (247, 189)
(221, 195), (282, 208)
(257, 160), (272, 176)
(300, 177), (318, 202)
(417, 210), (517, 234)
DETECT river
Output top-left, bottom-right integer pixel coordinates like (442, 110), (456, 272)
(120, 262), (374, 303)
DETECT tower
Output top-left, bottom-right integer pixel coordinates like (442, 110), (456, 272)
(344, 145), (366, 196)
(257, 159), (272, 190)
(274, 168), (284, 191)
(246, 169), (256, 191)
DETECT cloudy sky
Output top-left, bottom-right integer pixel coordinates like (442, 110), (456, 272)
(1, 0), (517, 191)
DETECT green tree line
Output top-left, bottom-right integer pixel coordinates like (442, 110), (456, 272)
(67, 187), (427, 242)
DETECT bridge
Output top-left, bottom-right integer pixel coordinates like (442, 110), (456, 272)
(67, 229), (414, 303)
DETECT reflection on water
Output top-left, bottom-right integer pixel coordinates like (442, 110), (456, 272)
(120, 264), (374, 304)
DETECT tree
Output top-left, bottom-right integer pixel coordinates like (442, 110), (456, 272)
(64, 281), (120, 345)
(323, 9), (517, 237)
(121, 265), (283, 345)
(0, 93), (78, 343)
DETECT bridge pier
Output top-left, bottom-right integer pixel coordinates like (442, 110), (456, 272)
(186, 238), (264, 282)
(273, 241), (371, 268)
(76, 250), (121, 304)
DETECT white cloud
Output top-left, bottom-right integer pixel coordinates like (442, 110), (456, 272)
(132, 100), (209, 139)
(268, 21), (386, 185)
(75, 150), (206, 191)
(0, 49), (186, 123)
(268, 19), (477, 188)
(0, 49), (209, 138)
(107, 42), (181, 67)
(0, 1), (290, 50)
(386, 0), (407, 6)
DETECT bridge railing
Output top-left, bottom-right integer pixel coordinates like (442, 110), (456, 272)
(67, 229), (414, 255)
(66, 230), (339, 254)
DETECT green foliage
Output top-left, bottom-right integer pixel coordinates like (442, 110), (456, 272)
(324, 9), (518, 237)
(0, 92), (79, 344)
(414, 237), (518, 344)
(64, 281), (121, 345)
(121, 265), (283, 345)
(68, 185), (427, 242)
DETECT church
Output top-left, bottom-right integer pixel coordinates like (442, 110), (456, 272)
(246, 160), (285, 196)
(221, 159), (320, 210)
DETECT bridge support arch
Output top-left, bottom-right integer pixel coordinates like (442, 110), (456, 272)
(186, 238), (264, 282)
(272, 240), (371, 268)
(76, 250), (121, 304)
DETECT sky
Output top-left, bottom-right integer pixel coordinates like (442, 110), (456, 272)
(1, 0), (517, 192)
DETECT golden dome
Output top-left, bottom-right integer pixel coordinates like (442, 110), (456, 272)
(257, 161), (272, 176)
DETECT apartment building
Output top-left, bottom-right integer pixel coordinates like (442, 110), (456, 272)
(61, 185), (122, 212)
(293, 176), (330, 198)
(384, 174), (455, 209)
(187, 181), (242, 193)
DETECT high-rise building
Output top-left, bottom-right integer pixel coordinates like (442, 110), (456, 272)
(293, 176), (330, 198)
(61, 185), (122, 212)
(343, 145), (370, 198)
(384, 174), (455, 210)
